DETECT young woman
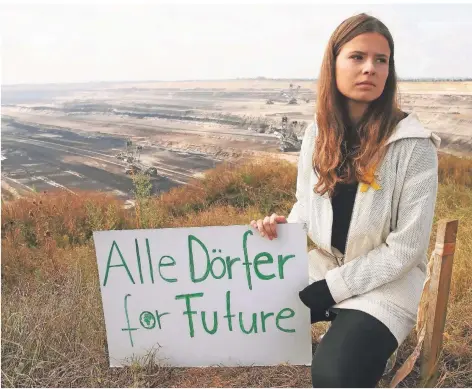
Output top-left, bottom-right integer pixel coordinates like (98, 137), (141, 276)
(250, 13), (440, 388)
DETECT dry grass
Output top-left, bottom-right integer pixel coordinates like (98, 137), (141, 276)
(2, 153), (471, 387)
(438, 153), (472, 188)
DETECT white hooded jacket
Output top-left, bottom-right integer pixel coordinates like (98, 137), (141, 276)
(287, 112), (441, 344)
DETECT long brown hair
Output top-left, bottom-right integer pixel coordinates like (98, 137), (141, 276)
(314, 13), (404, 196)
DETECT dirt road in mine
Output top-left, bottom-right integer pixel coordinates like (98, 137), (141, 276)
(1, 122), (217, 201)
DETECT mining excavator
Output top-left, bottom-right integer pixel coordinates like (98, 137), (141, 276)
(276, 116), (302, 152)
(265, 83), (305, 105)
(116, 139), (158, 176)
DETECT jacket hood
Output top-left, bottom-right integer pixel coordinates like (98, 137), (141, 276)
(385, 112), (441, 148)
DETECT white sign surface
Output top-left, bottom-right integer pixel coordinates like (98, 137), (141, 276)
(93, 223), (311, 367)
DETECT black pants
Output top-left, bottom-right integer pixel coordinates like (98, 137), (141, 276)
(310, 308), (398, 388)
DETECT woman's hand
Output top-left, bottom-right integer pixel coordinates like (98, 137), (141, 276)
(250, 213), (287, 240)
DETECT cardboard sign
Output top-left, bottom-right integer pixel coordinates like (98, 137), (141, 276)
(93, 223), (311, 367)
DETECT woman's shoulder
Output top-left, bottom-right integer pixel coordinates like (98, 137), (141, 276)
(387, 137), (438, 181)
(389, 134), (439, 162)
(386, 111), (441, 151)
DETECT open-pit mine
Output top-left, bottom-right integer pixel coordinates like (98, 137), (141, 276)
(2, 79), (471, 203)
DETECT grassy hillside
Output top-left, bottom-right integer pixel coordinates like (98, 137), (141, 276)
(2, 154), (471, 388)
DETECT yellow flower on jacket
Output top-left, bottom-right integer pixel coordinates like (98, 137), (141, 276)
(360, 165), (381, 192)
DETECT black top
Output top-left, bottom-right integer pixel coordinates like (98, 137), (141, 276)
(331, 181), (358, 254)
(330, 125), (360, 255)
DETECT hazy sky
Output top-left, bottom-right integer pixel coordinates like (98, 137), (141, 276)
(1, 3), (472, 84)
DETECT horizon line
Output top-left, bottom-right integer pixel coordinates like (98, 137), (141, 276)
(3, 76), (472, 87)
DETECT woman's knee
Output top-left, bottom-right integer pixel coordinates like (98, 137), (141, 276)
(310, 309), (398, 387)
(311, 362), (350, 388)
(311, 359), (381, 388)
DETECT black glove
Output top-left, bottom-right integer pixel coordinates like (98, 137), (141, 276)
(299, 279), (336, 316)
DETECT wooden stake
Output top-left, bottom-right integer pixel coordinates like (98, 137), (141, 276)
(420, 219), (458, 387)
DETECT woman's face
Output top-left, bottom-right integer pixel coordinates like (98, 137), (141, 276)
(335, 32), (391, 103)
